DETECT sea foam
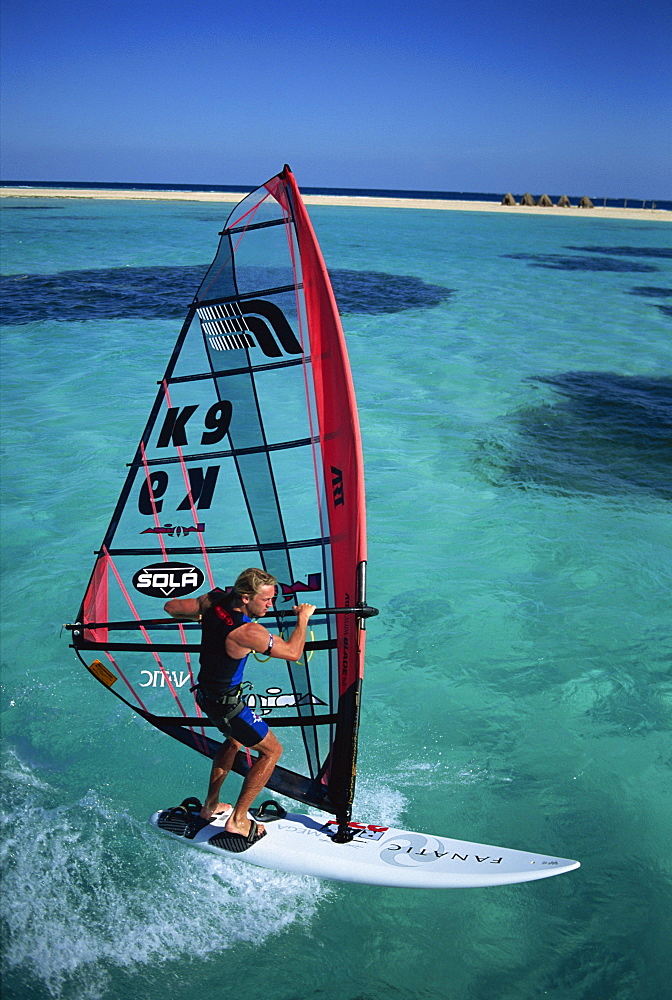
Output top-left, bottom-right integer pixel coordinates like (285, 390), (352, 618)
(0, 752), (328, 999)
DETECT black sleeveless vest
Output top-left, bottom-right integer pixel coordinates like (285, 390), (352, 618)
(197, 605), (251, 697)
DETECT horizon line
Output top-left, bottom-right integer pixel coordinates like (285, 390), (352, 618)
(1, 179), (669, 206)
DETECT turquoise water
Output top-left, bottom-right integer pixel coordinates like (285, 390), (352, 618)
(1, 197), (671, 999)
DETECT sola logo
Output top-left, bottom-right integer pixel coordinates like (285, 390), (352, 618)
(132, 561), (205, 598)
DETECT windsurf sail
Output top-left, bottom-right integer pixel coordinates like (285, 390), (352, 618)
(66, 166), (376, 838)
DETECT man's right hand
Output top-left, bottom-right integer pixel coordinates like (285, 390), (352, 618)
(294, 603), (317, 619)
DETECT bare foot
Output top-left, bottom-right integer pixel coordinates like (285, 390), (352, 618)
(224, 813), (265, 838)
(200, 802), (233, 820)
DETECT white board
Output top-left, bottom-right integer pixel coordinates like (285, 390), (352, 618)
(149, 801), (579, 889)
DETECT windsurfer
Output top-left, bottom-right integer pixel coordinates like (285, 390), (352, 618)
(165, 567), (316, 845)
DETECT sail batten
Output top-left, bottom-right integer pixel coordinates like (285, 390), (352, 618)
(69, 167), (370, 824)
(136, 436), (319, 469)
(167, 357), (308, 385)
(225, 217), (290, 235)
(102, 538), (332, 557)
(196, 283), (302, 306)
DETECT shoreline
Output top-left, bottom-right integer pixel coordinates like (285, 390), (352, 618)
(1, 186), (670, 221)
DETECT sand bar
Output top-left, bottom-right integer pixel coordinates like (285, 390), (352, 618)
(1, 186), (669, 222)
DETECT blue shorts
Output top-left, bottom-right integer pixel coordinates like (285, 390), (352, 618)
(196, 689), (269, 747)
(228, 705), (269, 747)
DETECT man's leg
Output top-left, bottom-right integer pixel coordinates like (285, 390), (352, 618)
(200, 738), (238, 819)
(225, 729), (283, 837)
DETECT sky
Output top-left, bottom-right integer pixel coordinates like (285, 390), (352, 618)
(1, 0), (670, 198)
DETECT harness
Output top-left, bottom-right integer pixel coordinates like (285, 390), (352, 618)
(192, 683), (245, 723)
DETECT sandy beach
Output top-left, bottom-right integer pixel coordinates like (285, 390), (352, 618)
(1, 186), (669, 221)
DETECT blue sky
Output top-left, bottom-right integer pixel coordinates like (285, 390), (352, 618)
(1, 0), (670, 197)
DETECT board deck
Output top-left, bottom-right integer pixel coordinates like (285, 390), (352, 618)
(149, 800), (580, 889)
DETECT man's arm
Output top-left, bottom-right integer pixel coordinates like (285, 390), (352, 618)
(228, 604), (316, 662)
(164, 593), (213, 620)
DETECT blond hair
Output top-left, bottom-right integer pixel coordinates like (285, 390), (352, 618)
(233, 567), (277, 599)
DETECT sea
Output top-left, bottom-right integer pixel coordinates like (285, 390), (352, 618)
(1, 187), (671, 1000)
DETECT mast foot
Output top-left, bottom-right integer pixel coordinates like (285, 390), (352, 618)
(331, 814), (356, 843)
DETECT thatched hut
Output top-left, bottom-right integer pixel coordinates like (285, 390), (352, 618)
(537, 193), (553, 207)
(520, 192), (536, 206)
(501, 192), (517, 206)
(578, 196), (594, 209)
(557, 194), (572, 207)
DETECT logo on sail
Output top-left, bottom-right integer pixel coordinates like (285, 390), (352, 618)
(132, 561), (205, 598)
(278, 573), (322, 602)
(198, 299), (303, 358)
(140, 523), (205, 537)
(245, 686), (327, 716)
